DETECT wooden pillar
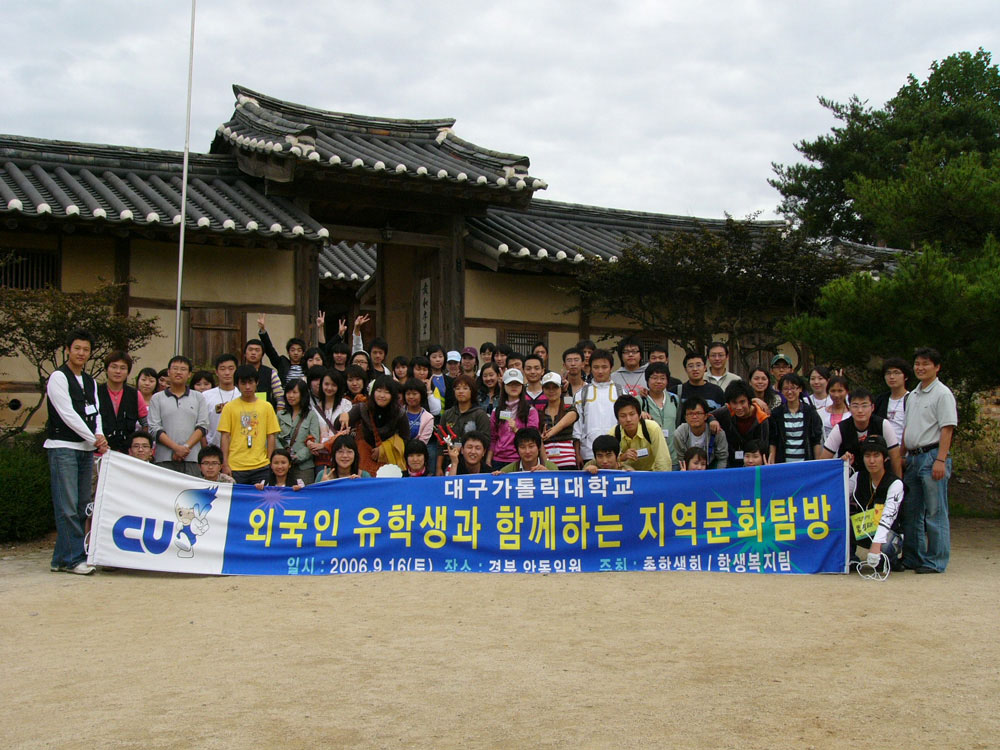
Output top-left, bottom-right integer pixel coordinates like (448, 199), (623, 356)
(437, 216), (466, 347)
(376, 242), (387, 342)
(294, 244), (319, 340)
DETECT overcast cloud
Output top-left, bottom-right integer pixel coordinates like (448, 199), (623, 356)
(2, 1), (995, 219)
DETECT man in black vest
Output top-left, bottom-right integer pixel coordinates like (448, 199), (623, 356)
(708, 380), (770, 467)
(243, 337), (284, 410)
(848, 436), (904, 570)
(820, 387), (903, 481)
(44, 329), (108, 575)
(97, 350), (147, 453)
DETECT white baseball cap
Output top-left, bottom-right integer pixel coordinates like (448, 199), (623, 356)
(446, 350), (461, 363)
(502, 368), (525, 385)
(541, 371), (562, 387)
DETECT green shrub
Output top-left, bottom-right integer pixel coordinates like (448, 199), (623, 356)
(952, 413), (1000, 477)
(0, 432), (54, 542)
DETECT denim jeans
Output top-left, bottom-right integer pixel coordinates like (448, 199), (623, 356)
(232, 466), (270, 485)
(902, 451), (951, 572)
(48, 447), (95, 569)
(426, 440), (440, 475)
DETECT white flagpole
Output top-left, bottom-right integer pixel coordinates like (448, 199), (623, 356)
(174, 0), (197, 355)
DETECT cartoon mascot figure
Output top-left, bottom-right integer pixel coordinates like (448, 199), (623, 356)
(173, 487), (217, 558)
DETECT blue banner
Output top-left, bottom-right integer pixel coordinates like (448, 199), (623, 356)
(219, 461), (849, 575)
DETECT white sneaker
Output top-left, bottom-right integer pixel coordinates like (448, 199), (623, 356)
(67, 562), (96, 575)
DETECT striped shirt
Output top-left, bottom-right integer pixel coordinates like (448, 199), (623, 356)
(782, 410), (807, 462)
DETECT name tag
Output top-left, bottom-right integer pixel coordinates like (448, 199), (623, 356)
(499, 410), (514, 420)
(735, 450), (745, 460)
(85, 403), (98, 416)
(851, 505), (884, 538)
(563, 396), (574, 406)
(635, 448), (649, 458)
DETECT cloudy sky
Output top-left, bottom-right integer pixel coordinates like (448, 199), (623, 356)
(3, 1), (995, 219)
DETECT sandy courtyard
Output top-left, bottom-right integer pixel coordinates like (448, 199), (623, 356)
(1, 519), (997, 749)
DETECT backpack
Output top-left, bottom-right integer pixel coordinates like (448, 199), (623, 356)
(614, 419), (653, 445)
(575, 381), (619, 431)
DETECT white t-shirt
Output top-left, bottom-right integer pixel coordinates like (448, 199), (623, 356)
(689, 429), (709, 451)
(572, 381), (619, 460)
(885, 394), (907, 437)
(202, 387), (241, 447)
(314, 398), (353, 441)
(808, 394), (832, 411)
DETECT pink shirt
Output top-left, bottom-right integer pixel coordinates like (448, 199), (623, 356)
(490, 401), (540, 463)
(106, 387), (149, 418)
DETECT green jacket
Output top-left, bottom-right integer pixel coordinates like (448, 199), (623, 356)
(278, 408), (321, 470)
(500, 459), (560, 473)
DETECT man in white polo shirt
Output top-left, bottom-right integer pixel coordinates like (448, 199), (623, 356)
(900, 347), (957, 574)
(706, 341), (742, 391)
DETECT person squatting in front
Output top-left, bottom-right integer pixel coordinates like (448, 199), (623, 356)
(848, 436), (905, 572)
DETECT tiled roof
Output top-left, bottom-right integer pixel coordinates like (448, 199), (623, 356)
(316, 200), (773, 282)
(466, 200), (778, 264)
(0, 135), (329, 244)
(212, 85), (546, 199)
(319, 241), (375, 282)
(826, 238), (904, 268)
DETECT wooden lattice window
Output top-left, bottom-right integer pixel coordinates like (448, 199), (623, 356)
(0, 247), (60, 289)
(503, 329), (548, 358)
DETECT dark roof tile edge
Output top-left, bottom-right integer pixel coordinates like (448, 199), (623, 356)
(0, 134), (240, 176)
(234, 85), (457, 136)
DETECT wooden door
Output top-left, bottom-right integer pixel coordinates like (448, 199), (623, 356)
(189, 308), (244, 367)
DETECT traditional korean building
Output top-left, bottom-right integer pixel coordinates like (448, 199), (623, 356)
(1, 84), (797, 419)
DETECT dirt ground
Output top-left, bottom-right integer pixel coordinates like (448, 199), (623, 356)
(1, 520), (998, 750)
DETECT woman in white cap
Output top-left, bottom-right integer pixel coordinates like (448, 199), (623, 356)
(540, 371), (578, 469)
(487, 368), (540, 471)
(446, 350), (462, 379)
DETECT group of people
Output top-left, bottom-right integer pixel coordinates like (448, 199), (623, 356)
(44, 316), (957, 577)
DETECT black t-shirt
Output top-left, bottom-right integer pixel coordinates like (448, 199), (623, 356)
(674, 381), (726, 410)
